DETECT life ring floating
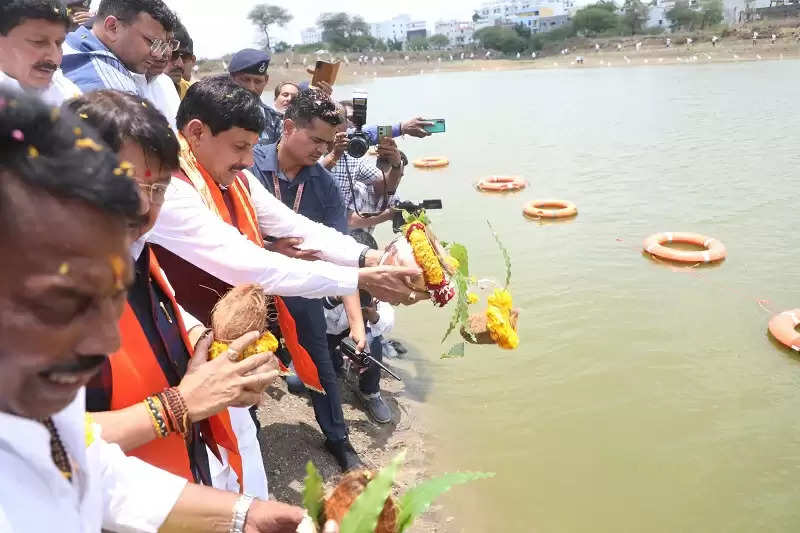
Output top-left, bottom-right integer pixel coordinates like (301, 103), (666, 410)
(523, 199), (577, 219)
(413, 156), (449, 169)
(477, 176), (527, 192)
(768, 309), (800, 352)
(643, 232), (726, 264)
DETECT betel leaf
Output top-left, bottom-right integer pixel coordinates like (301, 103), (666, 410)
(487, 221), (512, 289)
(441, 272), (471, 344)
(395, 471), (496, 533)
(441, 342), (465, 359)
(339, 451), (406, 533)
(448, 242), (470, 278)
(302, 461), (325, 525)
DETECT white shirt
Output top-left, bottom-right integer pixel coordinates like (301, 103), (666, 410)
(0, 69), (81, 107)
(139, 74), (180, 131)
(325, 300), (395, 340)
(0, 389), (186, 533)
(149, 176), (362, 299)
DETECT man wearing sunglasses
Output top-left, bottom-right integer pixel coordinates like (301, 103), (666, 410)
(61, 0), (180, 127)
(167, 20), (194, 99)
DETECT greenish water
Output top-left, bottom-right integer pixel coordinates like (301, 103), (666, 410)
(344, 60), (800, 532)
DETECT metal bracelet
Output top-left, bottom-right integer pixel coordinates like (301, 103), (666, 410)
(229, 494), (255, 533)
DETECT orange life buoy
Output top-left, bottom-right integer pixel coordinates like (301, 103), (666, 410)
(413, 156), (449, 169)
(768, 309), (800, 352)
(523, 199), (578, 219)
(477, 176), (527, 192)
(643, 232), (726, 264)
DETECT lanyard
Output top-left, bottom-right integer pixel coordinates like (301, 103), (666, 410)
(272, 172), (304, 213)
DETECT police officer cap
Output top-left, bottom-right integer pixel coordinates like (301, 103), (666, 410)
(229, 49), (271, 76)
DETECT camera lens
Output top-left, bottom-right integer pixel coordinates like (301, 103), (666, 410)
(347, 136), (369, 158)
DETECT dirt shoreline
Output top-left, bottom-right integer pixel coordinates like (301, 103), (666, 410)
(199, 35), (800, 93)
(255, 343), (449, 532)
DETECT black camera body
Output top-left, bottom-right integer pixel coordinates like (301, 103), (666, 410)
(339, 337), (401, 381)
(347, 93), (369, 158)
(392, 199), (443, 233)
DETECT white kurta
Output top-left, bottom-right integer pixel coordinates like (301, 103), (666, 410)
(0, 389), (187, 533)
(149, 175), (364, 299)
(0, 69), (81, 106)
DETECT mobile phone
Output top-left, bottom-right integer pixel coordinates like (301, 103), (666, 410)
(377, 125), (393, 141)
(422, 119), (446, 134)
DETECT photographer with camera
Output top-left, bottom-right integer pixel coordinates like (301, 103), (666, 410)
(348, 150), (409, 234)
(324, 232), (397, 424)
(323, 101), (405, 225)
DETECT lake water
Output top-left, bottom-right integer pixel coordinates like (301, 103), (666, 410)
(342, 60), (800, 532)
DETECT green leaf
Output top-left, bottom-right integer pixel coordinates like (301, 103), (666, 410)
(448, 243), (470, 277)
(396, 471), (496, 533)
(441, 342), (465, 359)
(487, 221), (512, 289)
(339, 451), (406, 533)
(302, 461), (325, 526)
(441, 272), (471, 343)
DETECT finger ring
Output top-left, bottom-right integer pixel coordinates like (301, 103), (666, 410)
(409, 292), (416, 301)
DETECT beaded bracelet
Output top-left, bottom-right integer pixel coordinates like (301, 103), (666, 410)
(158, 387), (191, 444)
(144, 395), (169, 439)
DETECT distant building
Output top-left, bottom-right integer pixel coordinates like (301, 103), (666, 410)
(434, 20), (476, 46)
(369, 14), (411, 44)
(301, 27), (322, 45)
(473, 0), (573, 33)
(406, 20), (428, 42)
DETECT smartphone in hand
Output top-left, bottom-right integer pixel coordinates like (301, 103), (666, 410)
(422, 119), (446, 134)
(377, 125), (393, 141)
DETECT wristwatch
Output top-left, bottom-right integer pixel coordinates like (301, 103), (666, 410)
(230, 494), (255, 533)
(359, 247), (369, 268)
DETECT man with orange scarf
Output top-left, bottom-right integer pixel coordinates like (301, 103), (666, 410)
(148, 76), (427, 470)
(75, 90), (280, 499)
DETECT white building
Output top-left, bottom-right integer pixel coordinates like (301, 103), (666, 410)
(300, 27), (322, 45)
(369, 14), (411, 44)
(406, 20), (428, 42)
(475, 0), (574, 22)
(434, 20), (476, 45)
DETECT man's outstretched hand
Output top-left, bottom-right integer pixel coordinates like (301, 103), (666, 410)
(358, 265), (429, 306)
(244, 500), (305, 533)
(401, 117), (434, 138)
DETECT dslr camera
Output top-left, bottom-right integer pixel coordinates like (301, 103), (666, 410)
(392, 199), (443, 233)
(346, 91), (370, 158)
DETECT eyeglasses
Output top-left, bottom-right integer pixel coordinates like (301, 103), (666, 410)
(170, 50), (193, 62)
(138, 182), (169, 206)
(132, 27), (180, 57)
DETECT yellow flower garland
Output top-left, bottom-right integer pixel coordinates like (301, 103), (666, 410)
(209, 331), (279, 361)
(406, 223), (445, 287)
(485, 289), (519, 350)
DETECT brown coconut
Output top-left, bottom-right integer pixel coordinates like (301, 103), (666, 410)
(461, 309), (520, 345)
(322, 469), (398, 533)
(210, 284), (268, 342)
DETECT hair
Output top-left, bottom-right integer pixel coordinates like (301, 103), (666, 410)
(96, 0), (175, 32)
(284, 89), (342, 128)
(273, 81), (299, 100)
(0, 0), (70, 35)
(0, 89), (141, 228)
(66, 90), (179, 172)
(173, 19), (193, 55)
(176, 75), (264, 135)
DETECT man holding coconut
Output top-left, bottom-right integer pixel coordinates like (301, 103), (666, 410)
(148, 76), (427, 471)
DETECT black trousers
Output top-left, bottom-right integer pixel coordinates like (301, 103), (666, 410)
(327, 331), (383, 395)
(283, 296), (348, 441)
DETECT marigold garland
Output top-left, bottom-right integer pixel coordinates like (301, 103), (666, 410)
(485, 289), (519, 350)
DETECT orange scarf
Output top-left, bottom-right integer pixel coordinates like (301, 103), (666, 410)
(109, 249), (244, 485)
(176, 135), (324, 393)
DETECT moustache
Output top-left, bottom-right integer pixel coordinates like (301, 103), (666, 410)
(33, 61), (58, 73)
(40, 354), (107, 376)
(229, 165), (247, 173)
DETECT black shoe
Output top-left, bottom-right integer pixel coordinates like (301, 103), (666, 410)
(325, 438), (363, 473)
(388, 339), (408, 354)
(359, 391), (392, 424)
